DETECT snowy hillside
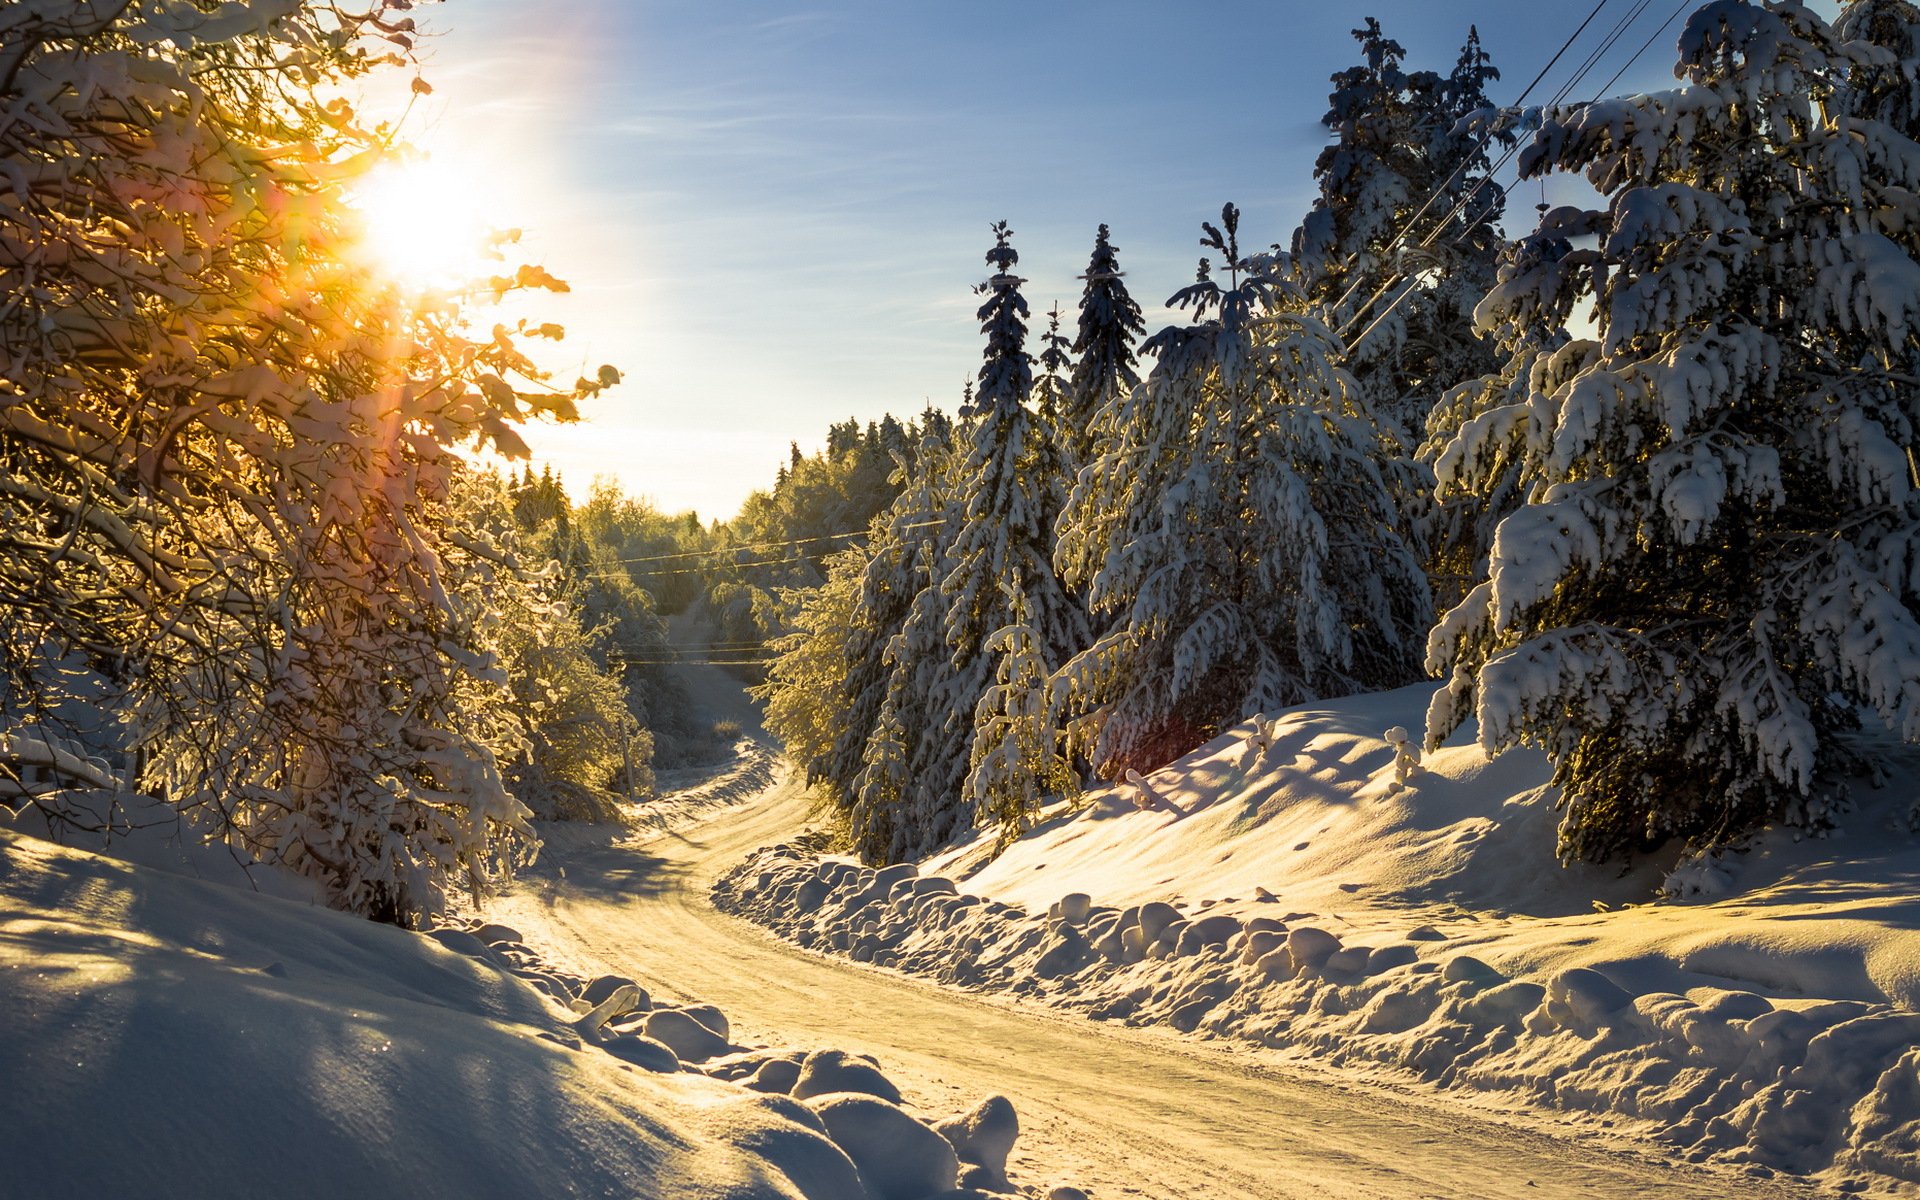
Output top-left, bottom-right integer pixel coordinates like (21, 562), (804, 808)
(719, 683), (1920, 1197)
(0, 830), (833, 1198)
(0, 811), (1083, 1200)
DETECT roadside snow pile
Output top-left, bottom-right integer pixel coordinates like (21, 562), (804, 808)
(638, 735), (783, 832)
(717, 683), (1920, 1198)
(0, 822), (1071, 1200)
(430, 914), (1070, 1198)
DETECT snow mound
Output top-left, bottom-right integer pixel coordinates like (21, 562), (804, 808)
(638, 735), (784, 832)
(717, 684), (1920, 1197)
(0, 829), (870, 1200)
(807, 1093), (960, 1200)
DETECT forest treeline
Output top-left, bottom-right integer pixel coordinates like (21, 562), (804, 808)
(740, 5), (1920, 872)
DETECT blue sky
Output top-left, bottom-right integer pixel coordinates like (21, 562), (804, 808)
(395, 0), (1839, 520)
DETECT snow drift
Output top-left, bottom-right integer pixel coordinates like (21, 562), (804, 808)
(0, 819), (1047, 1200)
(717, 683), (1920, 1197)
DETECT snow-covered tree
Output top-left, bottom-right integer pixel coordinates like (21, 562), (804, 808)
(1, 2), (607, 922)
(1058, 205), (1430, 775)
(1427, 0), (1920, 863)
(456, 475), (647, 822)
(1421, 219), (1597, 606)
(857, 535), (969, 861)
(1033, 304), (1074, 455)
(1289, 20), (1511, 440)
(967, 579), (1079, 841)
(1065, 225), (1145, 467)
(761, 424), (955, 814)
(945, 223), (1087, 661)
(941, 224), (1091, 837)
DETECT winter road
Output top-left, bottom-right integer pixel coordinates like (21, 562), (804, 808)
(489, 666), (1817, 1199)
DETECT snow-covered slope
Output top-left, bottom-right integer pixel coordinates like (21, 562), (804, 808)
(933, 683), (1920, 1009)
(719, 683), (1920, 1196)
(0, 828), (857, 1200)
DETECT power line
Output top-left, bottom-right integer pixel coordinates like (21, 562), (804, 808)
(596, 519), (947, 570)
(1589, 0), (1692, 102)
(1343, 0), (1681, 356)
(588, 553), (830, 582)
(585, 519), (949, 581)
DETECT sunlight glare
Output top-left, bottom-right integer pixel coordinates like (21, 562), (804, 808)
(351, 155), (500, 290)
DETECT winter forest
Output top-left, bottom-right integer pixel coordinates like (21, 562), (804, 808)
(8, 1), (1920, 1198)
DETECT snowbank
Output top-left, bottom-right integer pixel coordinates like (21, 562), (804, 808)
(717, 684), (1920, 1197)
(0, 825), (1045, 1199)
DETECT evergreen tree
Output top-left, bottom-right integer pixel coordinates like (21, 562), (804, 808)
(841, 418), (972, 860)
(1290, 20), (1511, 440)
(1065, 225), (1145, 467)
(1428, 0), (1920, 863)
(942, 223), (1090, 841)
(1034, 303), (1074, 450)
(967, 580), (1080, 842)
(1058, 205), (1430, 776)
(1421, 220), (1593, 608)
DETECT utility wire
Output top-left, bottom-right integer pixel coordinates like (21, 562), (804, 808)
(1343, 0), (1681, 356)
(1321, 0), (1620, 327)
(595, 519), (946, 570)
(1589, 0), (1692, 102)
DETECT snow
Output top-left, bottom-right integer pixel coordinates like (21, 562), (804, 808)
(0, 793), (1059, 1198)
(0, 830), (861, 1199)
(718, 683), (1920, 1196)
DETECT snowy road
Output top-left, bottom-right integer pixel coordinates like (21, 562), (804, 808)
(493, 766), (1826, 1200)
(485, 645), (1815, 1200)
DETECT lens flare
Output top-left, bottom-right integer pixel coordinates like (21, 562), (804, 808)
(351, 156), (497, 289)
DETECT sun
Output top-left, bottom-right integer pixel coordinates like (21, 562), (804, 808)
(350, 155), (501, 290)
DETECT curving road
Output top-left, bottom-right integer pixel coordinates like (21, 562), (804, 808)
(490, 663), (1816, 1199)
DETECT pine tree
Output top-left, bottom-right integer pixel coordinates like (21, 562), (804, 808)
(1065, 225), (1145, 467)
(1428, 0), (1920, 863)
(967, 580), (1079, 841)
(941, 223), (1090, 841)
(1057, 205), (1430, 775)
(1421, 220), (1594, 608)
(1033, 303), (1074, 451)
(1290, 20), (1511, 440)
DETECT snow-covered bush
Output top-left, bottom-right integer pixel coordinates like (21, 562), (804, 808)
(1427, 0), (1920, 862)
(1, 2), (609, 921)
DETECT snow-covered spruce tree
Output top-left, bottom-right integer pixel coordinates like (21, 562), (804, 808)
(967, 578), (1079, 843)
(1064, 225), (1145, 467)
(857, 536), (968, 862)
(1289, 20), (1511, 441)
(1421, 217), (1600, 608)
(944, 223), (1090, 840)
(758, 545), (869, 794)
(1056, 205), (1430, 776)
(1033, 304), (1074, 458)
(1427, 0), (1920, 864)
(1837, 0), (1920, 132)
(856, 435), (975, 856)
(760, 420), (957, 833)
(1, 2), (605, 922)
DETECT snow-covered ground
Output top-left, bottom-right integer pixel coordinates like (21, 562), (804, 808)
(0, 781), (1054, 1199)
(718, 683), (1920, 1198)
(497, 745), (1792, 1200)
